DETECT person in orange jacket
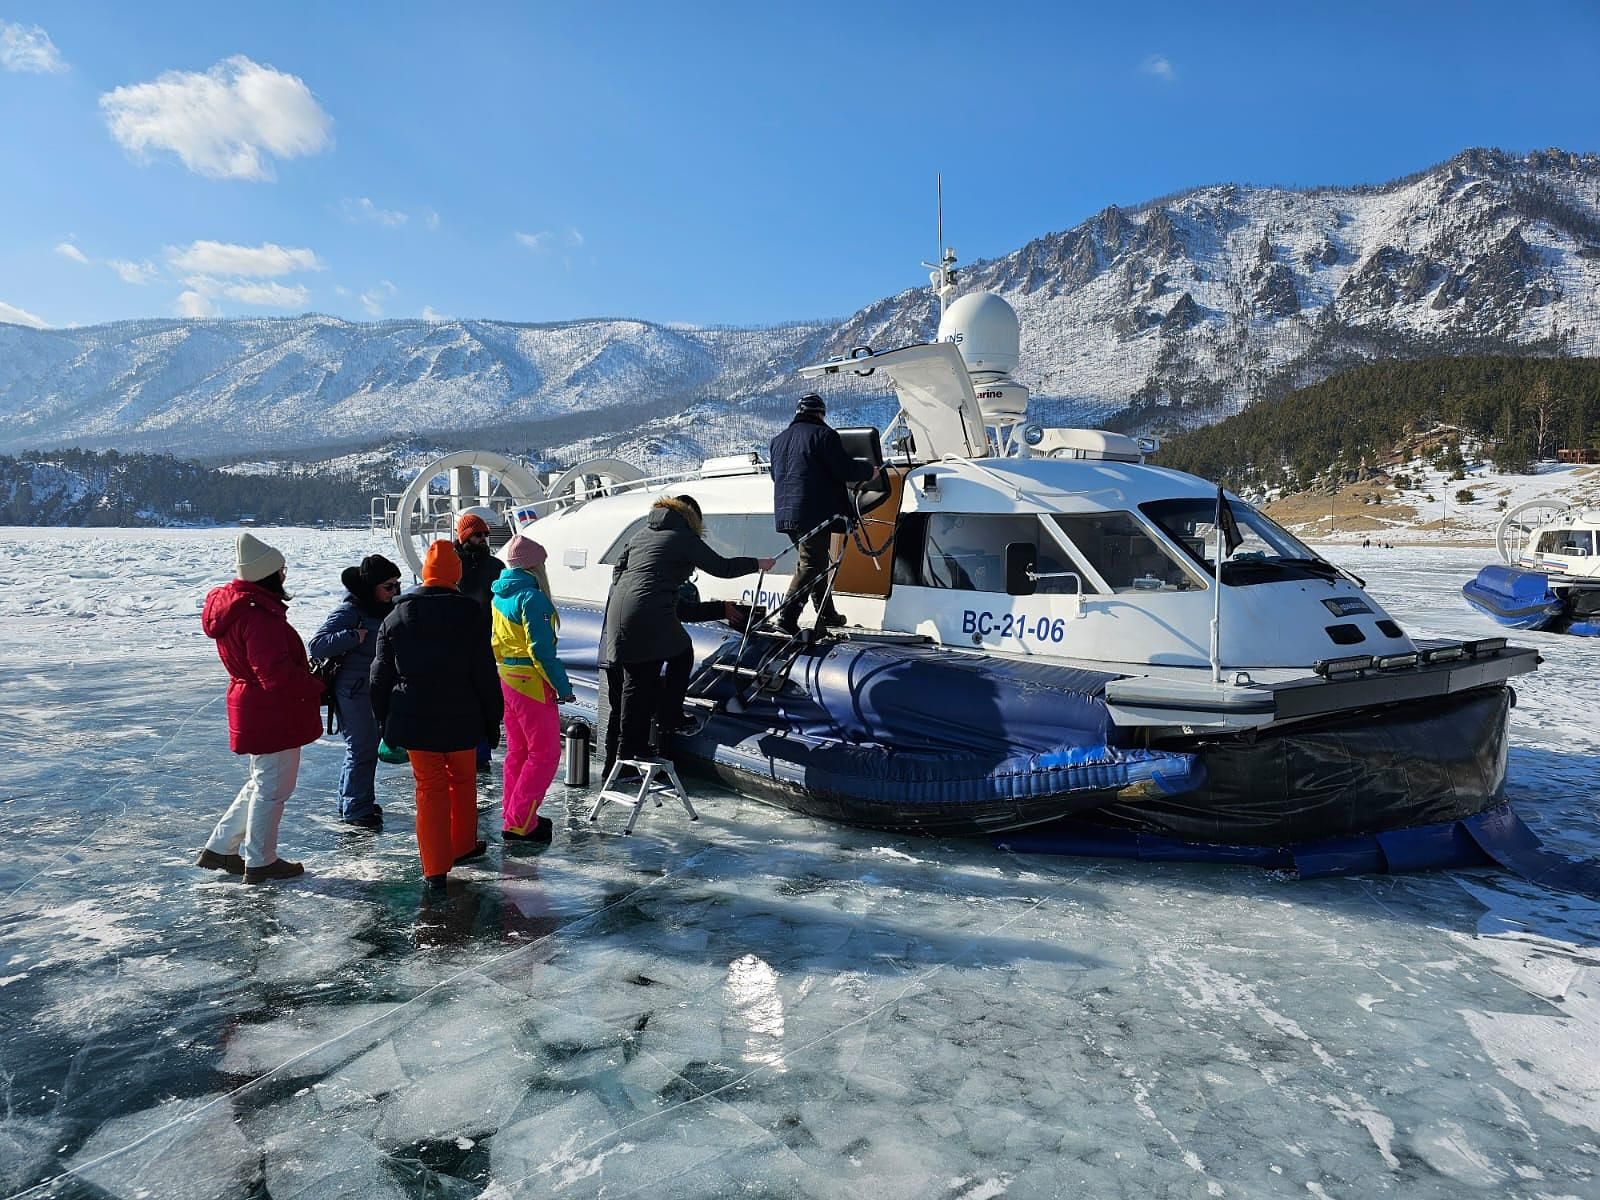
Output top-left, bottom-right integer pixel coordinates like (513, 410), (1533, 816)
(370, 541), (504, 892)
(198, 532), (324, 884)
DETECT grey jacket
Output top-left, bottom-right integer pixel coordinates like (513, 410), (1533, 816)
(600, 500), (758, 664)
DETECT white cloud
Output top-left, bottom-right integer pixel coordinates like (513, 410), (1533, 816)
(1141, 54), (1176, 82)
(222, 280), (309, 307)
(421, 305), (448, 321)
(100, 55), (332, 181)
(1, 21), (66, 73)
(1, 299), (49, 327)
(168, 240), (322, 277)
(424, 209), (441, 231)
(517, 228), (583, 253)
(342, 196), (407, 227)
(176, 290), (220, 318)
(55, 241), (89, 264)
(108, 259), (158, 285)
(360, 280), (397, 316)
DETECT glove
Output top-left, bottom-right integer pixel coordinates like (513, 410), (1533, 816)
(484, 727), (501, 751)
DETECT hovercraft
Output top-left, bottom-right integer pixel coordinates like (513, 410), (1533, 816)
(375, 245), (1554, 883)
(1462, 497), (1600, 636)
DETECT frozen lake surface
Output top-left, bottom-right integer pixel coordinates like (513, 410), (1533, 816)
(1, 528), (1598, 1199)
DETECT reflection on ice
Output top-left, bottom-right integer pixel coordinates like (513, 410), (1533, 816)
(2, 532), (1600, 1196)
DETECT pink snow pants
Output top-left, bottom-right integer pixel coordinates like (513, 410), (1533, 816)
(501, 681), (560, 834)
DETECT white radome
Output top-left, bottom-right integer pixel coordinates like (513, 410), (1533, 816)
(937, 291), (1020, 379)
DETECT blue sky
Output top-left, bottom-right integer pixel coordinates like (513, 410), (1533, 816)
(2, 1), (1598, 330)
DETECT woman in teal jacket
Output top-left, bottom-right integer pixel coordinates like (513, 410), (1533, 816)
(490, 535), (574, 844)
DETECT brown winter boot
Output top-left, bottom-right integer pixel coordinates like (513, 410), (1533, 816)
(243, 858), (305, 884)
(196, 849), (245, 875)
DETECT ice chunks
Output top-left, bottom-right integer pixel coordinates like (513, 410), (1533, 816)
(264, 1129), (409, 1200)
(221, 1002), (401, 1078)
(66, 1096), (255, 1200)
(0, 1116), (63, 1194)
(375, 1050), (537, 1146)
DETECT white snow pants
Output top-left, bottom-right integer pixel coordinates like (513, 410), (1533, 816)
(206, 747), (300, 868)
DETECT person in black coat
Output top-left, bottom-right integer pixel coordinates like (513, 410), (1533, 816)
(453, 509), (506, 773)
(308, 553), (403, 829)
(769, 393), (879, 633)
(370, 541), (504, 890)
(600, 495), (774, 767)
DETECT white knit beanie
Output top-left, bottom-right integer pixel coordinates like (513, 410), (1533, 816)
(235, 531), (286, 582)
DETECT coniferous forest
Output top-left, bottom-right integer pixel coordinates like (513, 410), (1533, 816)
(1152, 356), (1600, 493)
(0, 448), (402, 527)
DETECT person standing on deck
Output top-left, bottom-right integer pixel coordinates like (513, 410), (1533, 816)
(768, 393), (879, 635)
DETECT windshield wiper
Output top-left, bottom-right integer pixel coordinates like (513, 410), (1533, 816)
(1268, 556), (1365, 586)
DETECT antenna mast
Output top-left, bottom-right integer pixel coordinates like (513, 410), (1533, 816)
(922, 174), (959, 316)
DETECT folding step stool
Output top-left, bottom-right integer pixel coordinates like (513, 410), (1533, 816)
(590, 758), (698, 835)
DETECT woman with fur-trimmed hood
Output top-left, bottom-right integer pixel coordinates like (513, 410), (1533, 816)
(600, 495), (774, 766)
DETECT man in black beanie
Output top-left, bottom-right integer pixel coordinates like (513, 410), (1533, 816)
(769, 393), (879, 634)
(309, 554), (404, 828)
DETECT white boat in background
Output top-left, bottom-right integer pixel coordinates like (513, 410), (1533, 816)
(375, 240), (1550, 879)
(1462, 498), (1600, 635)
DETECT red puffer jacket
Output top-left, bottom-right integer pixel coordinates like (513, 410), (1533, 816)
(202, 580), (325, 755)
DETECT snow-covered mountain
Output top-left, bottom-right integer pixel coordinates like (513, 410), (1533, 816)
(3, 147), (1598, 466)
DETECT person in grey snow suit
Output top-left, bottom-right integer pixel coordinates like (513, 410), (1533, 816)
(309, 554), (403, 829)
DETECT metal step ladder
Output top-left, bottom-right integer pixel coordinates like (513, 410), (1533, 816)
(590, 758), (698, 834)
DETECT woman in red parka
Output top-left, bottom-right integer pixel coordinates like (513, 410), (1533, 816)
(197, 532), (325, 883)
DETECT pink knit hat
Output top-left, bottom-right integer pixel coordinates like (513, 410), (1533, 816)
(503, 534), (547, 570)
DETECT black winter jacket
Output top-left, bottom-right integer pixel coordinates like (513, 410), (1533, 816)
(369, 587), (503, 752)
(600, 500), (758, 665)
(455, 542), (505, 617)
(769, 414), (877, 534)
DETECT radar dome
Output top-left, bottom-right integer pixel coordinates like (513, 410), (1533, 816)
(937, 292), (1020, 380)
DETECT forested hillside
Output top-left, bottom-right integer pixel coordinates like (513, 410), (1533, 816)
(1153, 356), (1600, 493)
(0, 448), (400, 526)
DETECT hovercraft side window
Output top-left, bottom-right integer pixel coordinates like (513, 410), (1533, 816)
(700, 515), (793, 564)
(898, 513), (1093, 594)
(1536, 529), (1594, 556)
(1048, 511), (1201, 593)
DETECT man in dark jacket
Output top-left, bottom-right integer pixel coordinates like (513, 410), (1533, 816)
(769, 393), (879, 634)
(454, 509), (505, 773)
(309, 554), (402, 830)
(371, 542), (504, 891)
(600, 495), (774, 768)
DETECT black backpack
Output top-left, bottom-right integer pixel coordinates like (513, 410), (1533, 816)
(309, 655), (348, 735)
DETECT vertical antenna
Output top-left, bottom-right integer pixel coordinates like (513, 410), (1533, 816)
(923, 173), (958, 317)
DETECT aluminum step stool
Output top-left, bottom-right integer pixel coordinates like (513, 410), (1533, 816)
(590, 758), (698, 834)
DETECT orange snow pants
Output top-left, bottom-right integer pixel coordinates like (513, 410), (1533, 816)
(409, 748), (479, 877)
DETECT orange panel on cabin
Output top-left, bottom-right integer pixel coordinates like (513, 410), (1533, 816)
(834, 466), (909, 598)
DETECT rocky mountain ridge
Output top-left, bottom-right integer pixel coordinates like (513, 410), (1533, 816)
(2, 147), (1598, 469)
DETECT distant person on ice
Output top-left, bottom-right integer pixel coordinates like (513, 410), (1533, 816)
(768, 392), (880, 635)
(490, 534), (574, 845)
(454, 509), (505, 776)
(370, 540), (503, 893)
(308, 554), (403, 831)
(197, 532), (324, 884)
